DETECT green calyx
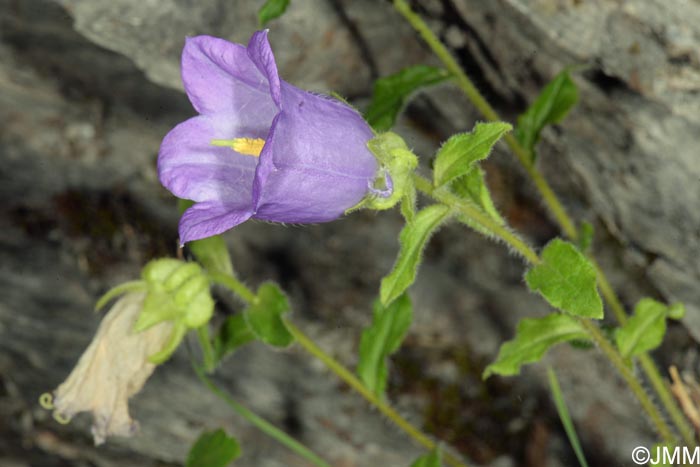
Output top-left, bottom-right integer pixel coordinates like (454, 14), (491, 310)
(96, 258), (215, 364)
(139, 259), (215, 362)
(349, 132), (418, 213)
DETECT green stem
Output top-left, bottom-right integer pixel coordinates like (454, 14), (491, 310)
(578, 320), (675, 444)
(193, 364), (332, 467)
(594, 259), (693, 443)
(393, 0), (577, 240)
(208, 271), (257, 303)
(638, 354), (697, 446)
(196, 325), (216, 373)
(211, 271), (469, 465)
(395, 0), (693, 444)
(415, 176), (675, 443)
(414, 174), (540, 265)
(591, 259), (628, 325)
(285, 321), (471, 467)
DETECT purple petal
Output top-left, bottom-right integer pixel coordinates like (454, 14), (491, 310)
(252, 84), (377, 222)
(246, 30), (281, 106)
(158, 114), (265, 205)
(181, 36), (277, 116)
(179, 201), (253, 245)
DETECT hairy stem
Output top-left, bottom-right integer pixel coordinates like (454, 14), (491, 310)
(208, 271), (257, 303)
(639, 354), (696, 446)
(413, 176), (675, 443)
(212, 271), (470, 466)
(285, 321), (471, 467)
(394, 0), (692, 443)
(414, 174), (540, 265)
(577, 320), (675, 444)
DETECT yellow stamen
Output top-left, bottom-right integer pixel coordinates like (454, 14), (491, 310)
(211, 138), (265, 157)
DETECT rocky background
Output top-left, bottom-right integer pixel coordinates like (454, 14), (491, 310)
(1, 0), (699, 466)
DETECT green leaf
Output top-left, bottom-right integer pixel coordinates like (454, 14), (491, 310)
(380, 204), (452, 305)
(186, 429), (241, 467)
(215, 314), (256, 361)
(357, 294), (413, 398)
(452, 167), (505, 235)
(365, 65), (450, 132)
(615, 298), (683, 358)
(410, 447), (442, 467)
(547, 367), (590, 467)
(525, 239), (603, 319)
(668, 302), (686, 320)
(189, 235), (234, 276)
(433, 122), (512, 188)
(258, 0), (290, 26)
(244, 282), (293, 347)
(484, 313), (588, 378)
(516, 69), (579, 163)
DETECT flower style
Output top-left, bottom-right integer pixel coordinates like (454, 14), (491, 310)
(41, 292), (173, 445)
(158, 31), (384, 244)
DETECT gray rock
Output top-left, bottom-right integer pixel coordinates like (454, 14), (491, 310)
(2, 0), (698, 466)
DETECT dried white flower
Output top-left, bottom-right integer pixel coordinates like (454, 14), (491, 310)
(41, 292), (173, 445)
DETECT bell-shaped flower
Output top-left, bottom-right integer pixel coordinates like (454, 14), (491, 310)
(158, 31), (385, 244)
(40, 292), (173, 445)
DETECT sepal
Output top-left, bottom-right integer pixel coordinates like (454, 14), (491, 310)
(352, 132), (418, 212)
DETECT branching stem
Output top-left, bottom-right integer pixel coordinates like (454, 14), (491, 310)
(413, 173), (676, 444)
(394, 0), (693, 445)
(213, 272), (471, 467)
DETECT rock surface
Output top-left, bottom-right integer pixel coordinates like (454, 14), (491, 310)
(1, 0), (698, 466)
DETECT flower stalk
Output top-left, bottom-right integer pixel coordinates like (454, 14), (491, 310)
(395, 0), (693, 445)
(214, 272), (471, 467)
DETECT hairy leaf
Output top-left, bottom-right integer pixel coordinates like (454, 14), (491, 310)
(215, 314), (256, 361)
(452, 166), (505, 235)
(484, 314), (588, 378)
(244, 282), (293, 347)
(365, 65), (450, 132)
(258, 0), (290, 26)
(615, 298), (684, 358)
(526, 239), (603, 319)
(380, 204), (452, 305)
(433, 122), (511, 188)
(516, 69), (578, 163)
(357, 294), (413, 398)
(186, 429), (241, 467)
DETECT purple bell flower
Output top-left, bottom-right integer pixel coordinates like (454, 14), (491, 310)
(158, 31), (381, 244)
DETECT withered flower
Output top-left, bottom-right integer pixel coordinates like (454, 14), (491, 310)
(41, 292), (173, 445)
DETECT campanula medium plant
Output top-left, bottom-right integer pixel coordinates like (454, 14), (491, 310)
(40, 2), (697, 465)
